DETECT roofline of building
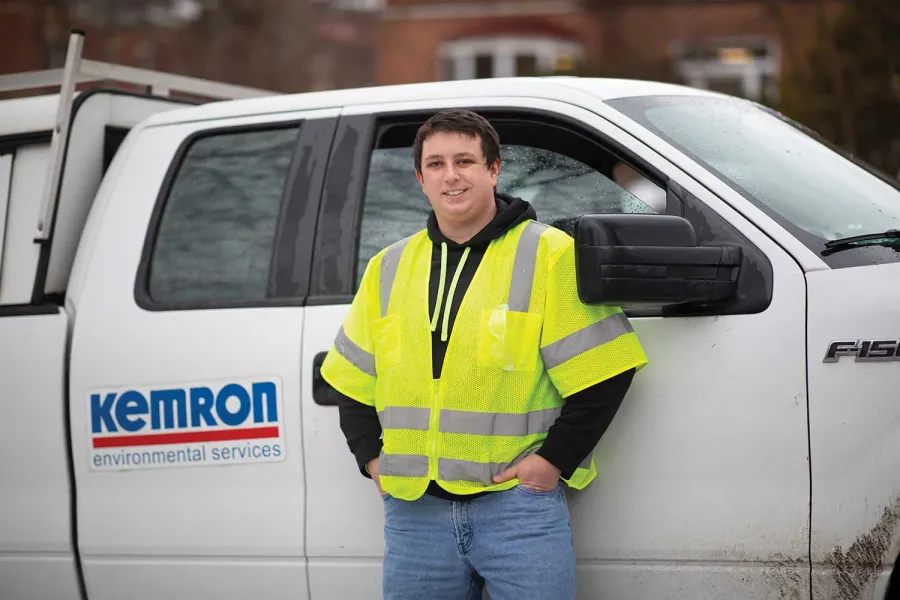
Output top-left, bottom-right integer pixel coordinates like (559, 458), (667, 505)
(382, 0), (581, 21)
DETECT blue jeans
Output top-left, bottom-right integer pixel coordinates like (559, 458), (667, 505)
(382, 482), (576, 600)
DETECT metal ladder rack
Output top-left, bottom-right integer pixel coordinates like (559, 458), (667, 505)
(0, 29), (278, 242)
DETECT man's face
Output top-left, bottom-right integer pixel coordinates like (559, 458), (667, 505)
(416, 131), (499, 223)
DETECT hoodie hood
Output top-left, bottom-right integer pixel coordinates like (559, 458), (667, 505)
(426, 192), (537, 248)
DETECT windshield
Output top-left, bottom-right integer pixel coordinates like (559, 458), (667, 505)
(606, 95), (900, 267)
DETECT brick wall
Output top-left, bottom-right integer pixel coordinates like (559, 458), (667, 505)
(0, 1), (378, 95)
(378, 10), (600, 84)
(597, 1), (841, 78)
(0, 2), (56, 72)
(376, 0), (844, 87)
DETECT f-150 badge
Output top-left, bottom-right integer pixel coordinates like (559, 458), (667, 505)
(824, 339), (900, 363)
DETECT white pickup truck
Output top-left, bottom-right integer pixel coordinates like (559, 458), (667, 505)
(2, 32), (899, 600)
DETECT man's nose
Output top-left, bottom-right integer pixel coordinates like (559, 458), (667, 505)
(443, 164), (460, 182)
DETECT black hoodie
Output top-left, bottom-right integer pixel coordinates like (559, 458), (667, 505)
(334, 193), (635, 501)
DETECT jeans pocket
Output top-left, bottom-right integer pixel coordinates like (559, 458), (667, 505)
(515, 481), (562, 497)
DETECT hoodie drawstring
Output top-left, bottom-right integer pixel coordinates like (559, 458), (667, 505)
(430, 243), (471, 343)
(430, 242), (448, 333)
(442, 246), (470, 342)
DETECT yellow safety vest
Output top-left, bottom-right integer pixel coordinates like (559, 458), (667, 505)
(321, 220), (648, 501)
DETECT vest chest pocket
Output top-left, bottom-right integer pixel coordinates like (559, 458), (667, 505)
(477, 307), (543, 372)
(371, 314), (402, 371)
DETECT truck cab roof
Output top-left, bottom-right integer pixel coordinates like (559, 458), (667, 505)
(141, 77), (722, 128)
(0, 93), (67, 137)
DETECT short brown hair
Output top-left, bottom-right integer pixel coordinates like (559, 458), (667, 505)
(413, 109), (501, 174)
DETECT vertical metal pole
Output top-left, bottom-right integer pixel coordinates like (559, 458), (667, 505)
(36, 29), (85, 241)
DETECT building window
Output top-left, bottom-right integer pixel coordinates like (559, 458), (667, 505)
(516, 55), (538, 77)
(671, 37), (779, 104)
(437, 36), (583, 80)
(475, 54), (493, 79)
(320, 0), (385, 11)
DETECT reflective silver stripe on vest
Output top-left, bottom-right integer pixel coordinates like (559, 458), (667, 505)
(579, 453), (592, 470)
(380, 453), (429, 477)
(439, 407), (561, 437)
(378, 406), (431, 431)
(334, 326), (376, 377)
(438, 447), (538, 484)
(541, 313), (634, 370)
(439, 449), (591, 484)
(379, 235), (413, 318)
(507, 221), (548, 312)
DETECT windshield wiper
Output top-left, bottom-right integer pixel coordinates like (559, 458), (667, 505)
(823, 229), (900, 254)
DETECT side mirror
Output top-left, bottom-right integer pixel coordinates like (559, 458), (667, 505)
(574, 214), (742, 307)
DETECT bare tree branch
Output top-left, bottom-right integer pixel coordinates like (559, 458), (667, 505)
(812, 0), (857, 152)
(759, 0), (801, 71)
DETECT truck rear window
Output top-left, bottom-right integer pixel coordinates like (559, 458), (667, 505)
(147, 125), (299, 305)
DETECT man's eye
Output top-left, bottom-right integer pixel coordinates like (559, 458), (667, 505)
(458, 159), (474, 165)
(428, 162), (442, 168)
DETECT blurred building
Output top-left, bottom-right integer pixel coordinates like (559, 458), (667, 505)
(1, 0), (847, 106)
(377, 0), (845, 106)
(310, 0), (382, 91)
(0, 0), (381, 94)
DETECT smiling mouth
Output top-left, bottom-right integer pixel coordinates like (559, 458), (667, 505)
(444, 189), (468, 197)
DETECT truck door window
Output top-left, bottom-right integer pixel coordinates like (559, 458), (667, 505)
(356, 119), (663, 289)
(145, 125), (299, 305)
(0, 153), (11, 282)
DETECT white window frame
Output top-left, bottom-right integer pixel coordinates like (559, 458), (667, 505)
(436, 35), (583, 80)
(325, 0), (385, 11)
(671, 37), (779, 102)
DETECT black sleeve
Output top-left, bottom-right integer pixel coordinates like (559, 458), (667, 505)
(335, 388), (383, 479)
(536, 368), (636, 479)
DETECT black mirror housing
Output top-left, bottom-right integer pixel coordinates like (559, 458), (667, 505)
(574, 214), (742, 307)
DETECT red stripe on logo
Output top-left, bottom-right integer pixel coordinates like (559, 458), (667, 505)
(92, 426), (280, 449)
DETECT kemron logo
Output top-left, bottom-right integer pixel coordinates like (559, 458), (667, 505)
(89, 377), (285, 471)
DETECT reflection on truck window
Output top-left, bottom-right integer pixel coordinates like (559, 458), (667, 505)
(148, 126), (299, 304)
(607, 94), (900, 267)
(356, 144), (660, 289)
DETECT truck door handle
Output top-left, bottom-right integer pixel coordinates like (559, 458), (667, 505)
(312, 351), (340, 406)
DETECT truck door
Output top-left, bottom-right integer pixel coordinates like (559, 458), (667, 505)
(67, 109), (337, 600)
(301, 97), (810, 599)
(0, 91), (197, 600)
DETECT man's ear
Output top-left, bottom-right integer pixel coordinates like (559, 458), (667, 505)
(489, 159), (500, 182)
(415, 169), (424, 186)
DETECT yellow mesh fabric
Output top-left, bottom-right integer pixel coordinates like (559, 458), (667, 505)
(439, 432), (546, 463)
(430, 223), (564, 494)
(320, 256), (380, 406)
(476, 309), (543, 370)
(439, 225), (556, 413)
(373, 231), (433, 412)
(548, 331), (647, 397)
(541, 231), (648, 396)
(372, 231), (434, 500)
(381, 429), (428, 455)
(562, 464), (597, 490)
(320, 352), (376, 407)
(337, 222), (647, 500)
(379, 475), (426, 496)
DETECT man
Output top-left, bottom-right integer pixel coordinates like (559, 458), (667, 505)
(321, 109), (647, 600)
